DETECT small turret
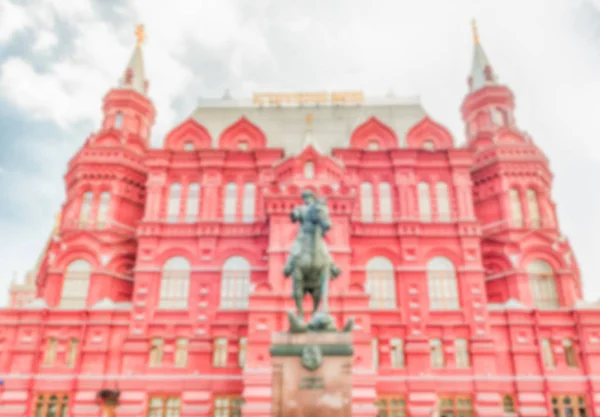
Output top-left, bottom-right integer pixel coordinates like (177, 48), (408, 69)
(99, 24), (156, 145)
(461, 20), (516, 147)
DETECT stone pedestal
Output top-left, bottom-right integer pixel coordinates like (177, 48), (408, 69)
(270, 331), (353, 417)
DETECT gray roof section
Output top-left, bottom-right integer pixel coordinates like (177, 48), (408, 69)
(470, 42), (497, 92)
(190, 96), (428, 155)
(469, 21), (498, 92)
(119, 45), (147, 96)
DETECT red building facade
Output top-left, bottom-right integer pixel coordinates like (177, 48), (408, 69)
(2, 23), (600, 417)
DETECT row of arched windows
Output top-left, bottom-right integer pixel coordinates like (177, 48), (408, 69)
(509, 187), (544, 228)
(56, 256), (559, 310)
(78, 191), (111, 229)
(360, 182), (393, 222)
(365, 256), (560, 310)
(359, 181), (451, 223)
(166, 182), (256, 223)
(158, 256), (251, 309)
(418, 181), (451, 222)
(167, 183), (199, 223)
(365, 256), (459, 310)
(224, 182), (256, 223)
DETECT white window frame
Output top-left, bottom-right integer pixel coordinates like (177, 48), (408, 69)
(365, 257), (396, 309)
(159, 257), (191, 309)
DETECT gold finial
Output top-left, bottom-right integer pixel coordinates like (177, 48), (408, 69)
(135, 24), (146, 47)
(471, 19), (480, 45)
(306, 114), (313, 129)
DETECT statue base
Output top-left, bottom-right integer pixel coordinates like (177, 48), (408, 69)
(270, 331), (353, 417)
(287, 311), (354, 334)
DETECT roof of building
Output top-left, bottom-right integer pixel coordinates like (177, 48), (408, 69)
(119, 24), (148, 96)
(190, 95), (428, 155)
(469, 19), (498, 92)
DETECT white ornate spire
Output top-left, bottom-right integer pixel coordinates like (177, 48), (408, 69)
(302, 114), (323, 153)
(119, 24), (148, 96)
(468, 19), (498, 92)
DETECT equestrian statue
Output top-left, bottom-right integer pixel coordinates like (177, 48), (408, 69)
(283, 189), (353, 333)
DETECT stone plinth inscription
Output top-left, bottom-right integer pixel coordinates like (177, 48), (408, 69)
(270, 332), (353, 417)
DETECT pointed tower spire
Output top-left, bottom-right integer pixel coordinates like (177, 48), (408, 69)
(120, 24), (149, 96)
(468, 19), (498, 92)
(302, 114), (323, 153)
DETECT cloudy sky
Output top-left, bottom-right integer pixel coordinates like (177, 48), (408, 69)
(1, 0), (600, 306)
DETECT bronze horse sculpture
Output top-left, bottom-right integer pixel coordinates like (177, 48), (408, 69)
(283, 190), (353, 333)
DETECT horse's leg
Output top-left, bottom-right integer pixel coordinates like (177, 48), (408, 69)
(312, 270), (323, 315)
(293, 269), (304, 321)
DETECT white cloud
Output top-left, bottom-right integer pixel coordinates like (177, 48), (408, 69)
(0, 1), (32, 43)
(32, 29), (58, 53)
(1, 0), (600, 306)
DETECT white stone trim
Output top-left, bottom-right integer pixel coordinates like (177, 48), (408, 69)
(377, 374), (600, 382)
(134, 266), (268, 273)
(0, 373), (244, 381)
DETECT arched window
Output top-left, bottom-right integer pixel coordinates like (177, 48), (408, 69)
(185, 183), (200, 222)
(378, 182), (392, 222)
(528, 260), (559, 309)
(435, 182), (450, 222)
(423, 140), (435, 151)
(78, 191), (93, 228)
(509, 188), (523, 228)
(490, 108), (504, 126)
(304, 161), (315, 179)
(242, 183), (256, 223)
(418, 182), (431, 222)
(527, 188), (540, 228)
(361, 182), (374, 222)
(114, 112), (123, 129)
(365, 257), (396, 309)
(59, 259), (92, 308)
(183, 141), (194, 151)
(238, 141), (249, 151)
(427, 256), (459, 310)
(159, 256), (191, 309)
(167, 183), (182, 223)
(96, 191), (110, 229)
(224, 182), (237, 223)
(220, 256), (251, 309)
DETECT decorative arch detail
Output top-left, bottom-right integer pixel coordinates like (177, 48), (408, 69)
(55, 248), (99, 271)
(219, 117), (267, 150)
(493, 127), (527, 145)
(423, 247), (461, 267)
(155, 248), (196, 267)
(164, 118), (212, 150)
(350, 117), (398, 150)
(482, 252), (512, 276)
(93, 131), (121, 147)
(406, 116), (454, 149)
(520, 246), (565, 271)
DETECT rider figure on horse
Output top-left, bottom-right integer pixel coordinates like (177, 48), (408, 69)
(281, 189), (354, 332)
(283, 189), (341, 279)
